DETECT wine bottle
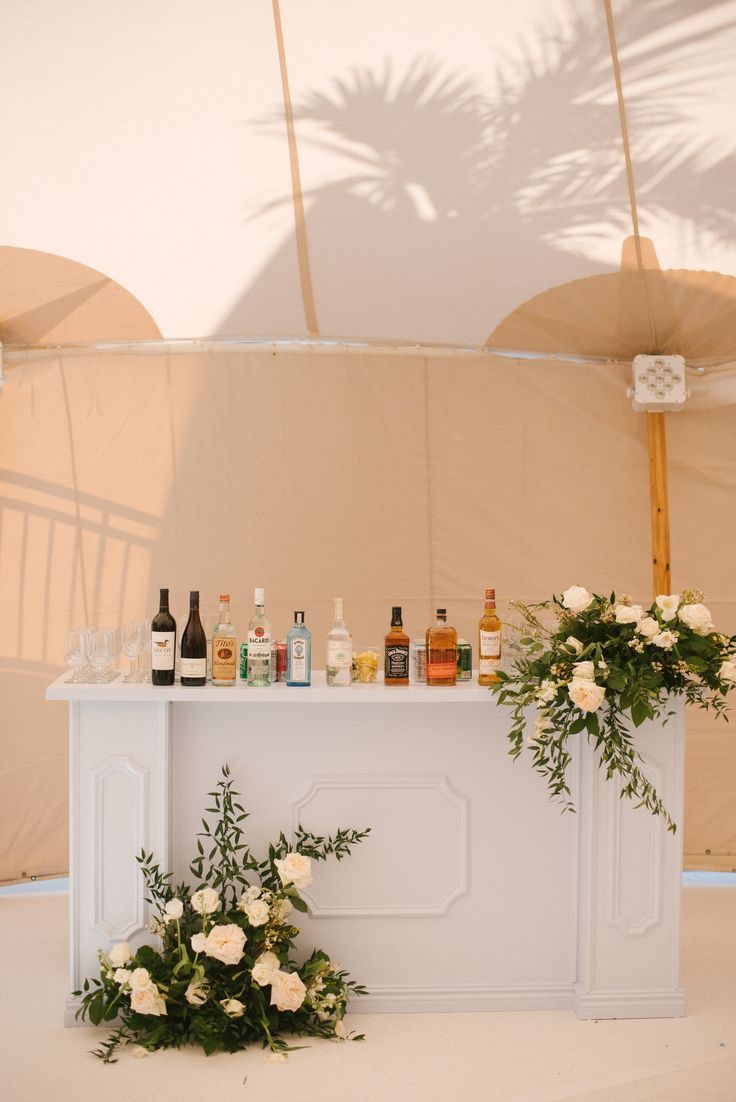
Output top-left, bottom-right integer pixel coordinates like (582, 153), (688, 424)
(151, 588), (176, 686)
(180, 590), (207, 686)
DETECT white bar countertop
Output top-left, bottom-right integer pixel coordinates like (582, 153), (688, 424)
(46, 670), (493, 703)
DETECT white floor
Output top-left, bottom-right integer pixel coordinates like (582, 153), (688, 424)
(3, 885), (735, 1102)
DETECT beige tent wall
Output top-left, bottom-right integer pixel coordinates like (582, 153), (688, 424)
(1, 349), (734, 883)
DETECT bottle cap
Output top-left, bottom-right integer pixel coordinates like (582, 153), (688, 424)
(391, 605), (402, 624)
(219, 593), (230, 602)
(189, 590), (199, 606)
(485, 588), (496, 601)
(159, 587), (169, 601)
(334, 596), (343, 617)
(254, 587), (265, 605)
(437, 608), (447, 618)
(294, 610), (304, 623)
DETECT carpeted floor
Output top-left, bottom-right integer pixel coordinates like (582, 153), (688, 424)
(2, 885), (735, 1102)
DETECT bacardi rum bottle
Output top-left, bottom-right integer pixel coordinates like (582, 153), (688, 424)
(247, 588), (272, 687)
(478, 588), (502, 685)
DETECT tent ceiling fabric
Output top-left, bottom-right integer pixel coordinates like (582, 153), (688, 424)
(0, 0), (734, 345)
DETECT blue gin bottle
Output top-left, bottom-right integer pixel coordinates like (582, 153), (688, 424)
(286, 611), (312, 687)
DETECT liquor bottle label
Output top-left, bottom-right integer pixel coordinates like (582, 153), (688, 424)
(151, 632), (175, 670)
(427, 660), (457, 679)
(289, 638), (308, 681)
(327, 640), (351, 668)
(248, 627), (272, 659)
(180, 657), (206, 678)
(385, 645), (409, 679)
(480, 629), (501, 658)
(212, 634), (236, 681)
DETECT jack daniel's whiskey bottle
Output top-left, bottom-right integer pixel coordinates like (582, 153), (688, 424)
(384, 606), (409, 685)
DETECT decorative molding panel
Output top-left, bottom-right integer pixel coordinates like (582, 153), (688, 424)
(292, 774), (469, 917)
(92, 754), (148, 940)
(605, 754), (664, 938)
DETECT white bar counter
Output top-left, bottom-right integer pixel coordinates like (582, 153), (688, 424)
(47, 672), (685, 1023)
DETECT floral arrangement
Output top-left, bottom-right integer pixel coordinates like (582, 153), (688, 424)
(75, 765), (370, 1062)
(492, 587), (736, 832)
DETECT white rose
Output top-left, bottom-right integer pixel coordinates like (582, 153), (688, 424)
(718, 660), (736, 685)
(190, 887), (221, 915)
(221, 997), (245, 1018)
(108, 942), (133, 968)
(535, 679), (557, 704)
(185, 980), (209, 1006)
(564, 636), (583, 655)
(678, 603), (714, 636)
(568, 678), (606, 713)
(270, 970), (307, 1013)
(334, 1018), (347, 1038)
(130, 982), (167, 1016)
(129, 967), (151, 990)
(164, 898), (184, 922)
(653, 630), (678, 649)
(203, 923), (246, 966)
(244, 899), (270, 927)
(252, 951), (280, 987)
(274, 852), (313, 891)
(190, 932), (207, 954)
(656, 594), (680, 621)
(244, 885), (261, 904)
(637, 616), (660, 639)
(571, 661), (595, 681)
(271, 898), (293, 925)
(113, 968), (132, 988)
(561, 586), (593, 614)
(615, 604), (643, 624)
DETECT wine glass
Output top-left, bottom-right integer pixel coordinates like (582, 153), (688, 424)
(63, 629), (87, 682)
(89, 628), (117, 683)
(122, 620), (147, 682)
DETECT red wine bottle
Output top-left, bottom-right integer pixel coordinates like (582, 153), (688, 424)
(181, 590), (207, 686)
(151, 588), (176, 686)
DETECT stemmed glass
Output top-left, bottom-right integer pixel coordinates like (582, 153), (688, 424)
(89, 628), (119, 683)
(63, 629), (88, 682)
(122, 620), (147, 682)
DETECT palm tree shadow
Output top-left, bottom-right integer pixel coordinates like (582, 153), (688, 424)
(215, 0), (736, 344)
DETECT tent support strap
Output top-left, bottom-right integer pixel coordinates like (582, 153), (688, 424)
(647, 412), (671, 597)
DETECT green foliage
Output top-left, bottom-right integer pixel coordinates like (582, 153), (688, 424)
(77, 766), (370, 1063)
(493, 589), (736, 832)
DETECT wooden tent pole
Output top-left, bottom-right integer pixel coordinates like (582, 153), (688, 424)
(647, 412), (671, 597)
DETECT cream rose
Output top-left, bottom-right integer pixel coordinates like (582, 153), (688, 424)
(718, 659), (736, 685)
(571, 661), (595, 681)
(274, 852), (313, 891)
(564, 636), (583, 655)
(655, 594), (680, 620)
(190, 932), (207, 954)
(108, 942), (133, 968)
(164, 898), (184, 922)
(271, 898), (293, 925)
(614, 604), (643, 624)
(561, 586), (593, 614)
(270, 970), (307, 1013)
(678, 603), (714, 636)
(129, 967), (151, 990)
(653, 630), (678, 649)
(252, 950), (280, 987)
(221, 998), (245, 1018)
(243, 899), (270, 927)
(185, 980), (209, 1006)
(130, 983), (167, 1016)
(203, 923), (246, 966)
(568, 678), (606, 713)
(243, 885), (261, 904)
(191, 887), (221, 915)
(637, 616), (660, 639)
(113, 968), (132, 987)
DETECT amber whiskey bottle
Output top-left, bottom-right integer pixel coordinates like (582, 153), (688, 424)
(426, 608), (457, 686)
(478, 588), (502, 685)
(384, 606), (410, 685)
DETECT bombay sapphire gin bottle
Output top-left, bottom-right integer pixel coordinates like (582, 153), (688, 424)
(286, 611), (311, 687)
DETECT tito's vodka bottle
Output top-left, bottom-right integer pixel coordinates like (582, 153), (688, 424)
(325, 597), (352, 686)
(211, 594), (237, 687)
(478, 588), (502, 685)
(426, 608), (457, 686)
(247, 588), (272, 687)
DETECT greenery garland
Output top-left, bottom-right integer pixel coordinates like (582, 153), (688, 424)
(491, 587), (736, 832)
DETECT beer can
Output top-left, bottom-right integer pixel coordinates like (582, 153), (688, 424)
(269, 643), (277, 683)
(239, 642), (248, 681)
(410, 639), (427, 683)
(276, 641), (287, 682)
(457, 640), (472, 681)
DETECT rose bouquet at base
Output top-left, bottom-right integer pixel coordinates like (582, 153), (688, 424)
(492, 587), (736, 832)
(75, 765), (370, 1062)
